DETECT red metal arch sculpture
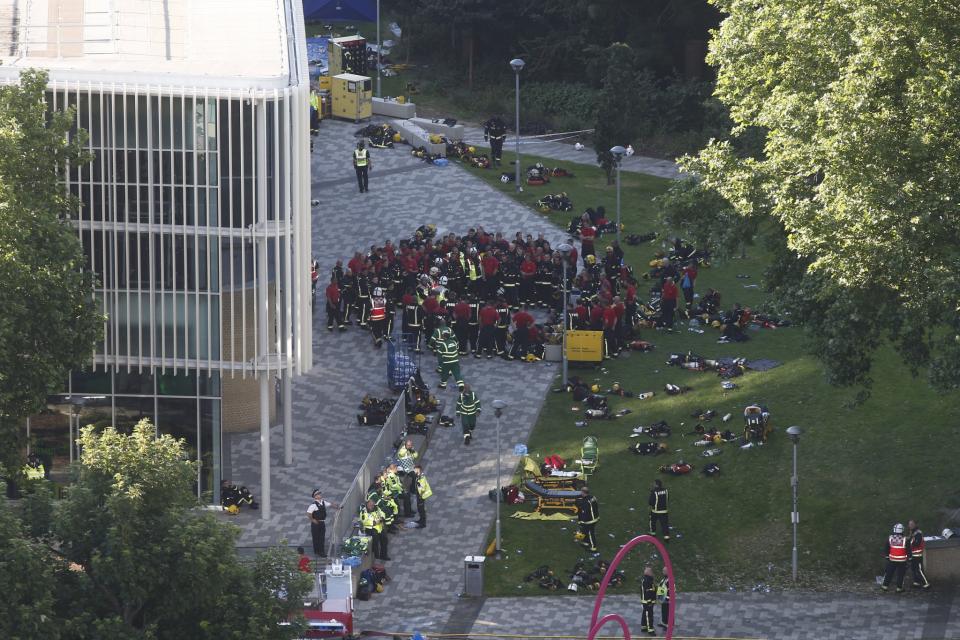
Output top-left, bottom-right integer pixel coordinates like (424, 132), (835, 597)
(586, 535), (676, 640)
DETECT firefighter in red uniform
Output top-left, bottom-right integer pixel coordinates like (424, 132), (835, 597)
(589, 303), (604, 331)
(602, 303), (620, 358)
(452, 295), (471, 356)
(908, 520), (931, 590)
(325, 277), (344, 331)
(369, 288), (389, 348)
(882, 523), (909, 592)
(519, 254), (537, 305)
(579, 214), (596, 260)
(481, 251), (500, 300)
(511, 306), (535, 360)
(477, 300), (499, 358)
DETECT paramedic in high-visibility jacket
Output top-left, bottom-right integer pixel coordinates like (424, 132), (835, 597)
(413, 464), (432, 528)
(353, 140), (371, 193)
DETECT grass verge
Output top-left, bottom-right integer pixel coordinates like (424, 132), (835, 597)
(454, 153), (960, 596)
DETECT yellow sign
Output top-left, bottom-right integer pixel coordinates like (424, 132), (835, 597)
(567, 330), (604, 362)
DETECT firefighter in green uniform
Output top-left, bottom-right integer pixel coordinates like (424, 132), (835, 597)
(428, 321), (452, 372)
(640, 566), (656, 635)
(657, 565), (671, 630)
(456, 383), (481, 445)
(437, 333), (464, 390)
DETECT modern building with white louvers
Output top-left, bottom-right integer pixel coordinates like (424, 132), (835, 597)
(1, 0), (312, 515)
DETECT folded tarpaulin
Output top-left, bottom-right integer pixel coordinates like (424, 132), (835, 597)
(510, 511), (572, 521)
(746, 359), (781, 371)
(303, 0), (376, 22)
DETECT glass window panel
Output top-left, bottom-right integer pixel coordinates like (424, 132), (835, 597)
(157, 371), (197, 396)
(114, 396), (154, 434)
(200, 398), (220, 502)
(114, 371), (154, 395)
(199, 372), (221, 397)
(157, 397), (198, 468)
(72, 370), (111, 394)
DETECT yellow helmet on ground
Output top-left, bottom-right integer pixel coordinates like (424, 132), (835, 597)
(586, 255), (597, 265)
(468, 146), (476, 153)
(712, 320), (722, 328)
(574, 531), (586, 541)
(591, 384), (600, 392)
(612, 382), (621, 391)
(415, 414), (426, 424)
(392, 133), (402, 143)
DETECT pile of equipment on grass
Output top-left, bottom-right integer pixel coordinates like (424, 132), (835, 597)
(357, 395), (394, 426)
(525, 163), (573, 185)
(568, 558), (624, 591)
(626, 231), (659, 245)
(525, 565), (564, 590)
(536, 192), (574, 213)
(667, 352), (747, 378)
(631, 420), (671, 437)
(446, 141), (491, 168)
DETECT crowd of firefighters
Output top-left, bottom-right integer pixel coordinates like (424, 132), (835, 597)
(311, 221), (678, 359)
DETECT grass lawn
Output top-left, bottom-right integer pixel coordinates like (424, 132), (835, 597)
(455, 153), (960, 596)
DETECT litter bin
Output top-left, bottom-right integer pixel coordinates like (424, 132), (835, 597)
(463, 555), (485, 596)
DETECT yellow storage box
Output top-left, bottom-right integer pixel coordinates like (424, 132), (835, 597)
(331, 73), (372, 122)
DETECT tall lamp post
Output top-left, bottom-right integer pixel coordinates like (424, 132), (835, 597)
(492, 399), (507, 556)
(558, 243), (572, 387)
(786, 425), (803, 582)
(610, 146), (625, 242)
(375, 0), (381, 98)
(509, 58), (525, 193)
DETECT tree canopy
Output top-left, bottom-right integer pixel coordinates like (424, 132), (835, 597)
(0, 69), (102, 476)
(0, 420), (310, 640)
(684, 0), (960, 389)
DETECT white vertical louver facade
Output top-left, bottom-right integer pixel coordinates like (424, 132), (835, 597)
(1, 0), (313, 382)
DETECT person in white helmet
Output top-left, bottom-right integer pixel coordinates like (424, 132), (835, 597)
(881, 523), (909, 593)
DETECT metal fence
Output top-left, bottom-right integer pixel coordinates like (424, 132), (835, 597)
(326, 390), (407, 557)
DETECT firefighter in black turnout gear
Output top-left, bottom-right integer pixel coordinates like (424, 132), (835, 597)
(649, 479), (670, 541)
(576, 486), (599, 552)
(483, 116), (507, 167)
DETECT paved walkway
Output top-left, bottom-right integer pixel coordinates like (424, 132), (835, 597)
(458, 124), (682, 180)
(225, 116), (566, 549)
(224, 117), (959, 640)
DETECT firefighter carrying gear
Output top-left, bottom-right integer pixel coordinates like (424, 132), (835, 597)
(576, 489), (600, 552)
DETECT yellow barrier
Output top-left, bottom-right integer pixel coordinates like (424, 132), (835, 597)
(567, 330), (604, 362)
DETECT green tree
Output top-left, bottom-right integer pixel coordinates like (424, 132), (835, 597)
(47, 421), (311, 639)
(593, 43), (638, 183)
(686, 0), (960, 388)
(657, 177), (758, 259)
(0, 69), (102, 480)
(0, 501), (60, 640)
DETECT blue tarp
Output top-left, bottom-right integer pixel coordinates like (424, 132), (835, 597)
(303, 0), (376, 22)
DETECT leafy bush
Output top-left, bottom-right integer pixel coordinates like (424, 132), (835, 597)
(520, 82), (598, 125)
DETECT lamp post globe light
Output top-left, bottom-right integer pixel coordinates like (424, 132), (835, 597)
(557, 243), (573, 387)
(510, 58), (525, 192)
(786, 425), (803, 582)
(492, 399), (508, 555)
(610, 145), (626, 242)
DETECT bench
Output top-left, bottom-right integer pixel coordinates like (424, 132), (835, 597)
(373, 97), (416, 118)
(391, 119), (447, 156)
(409, 117), (465, 142)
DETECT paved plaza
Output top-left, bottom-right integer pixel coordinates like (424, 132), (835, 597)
(226, 117), (958, 639)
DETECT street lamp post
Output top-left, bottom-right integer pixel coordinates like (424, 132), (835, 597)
(610, 146), (625, 242)
(558, 243), (572, 387)
(375, 0), (381, 98)
(510, 58), (525, 193)
(786, 425), (803, 582)
(492, 399), (507, 556)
